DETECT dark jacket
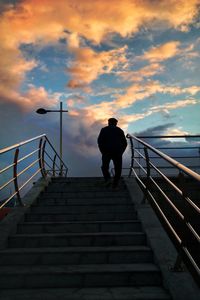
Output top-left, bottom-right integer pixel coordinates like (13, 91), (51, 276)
(97, 125), (127, 154)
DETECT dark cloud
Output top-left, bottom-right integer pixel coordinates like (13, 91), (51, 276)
(133, 123), (175, 147)
(0, 0), (18, 13)
(134, 123), (175, 137)
(0, 103), (105, 177)
(129, 123), (200, 173)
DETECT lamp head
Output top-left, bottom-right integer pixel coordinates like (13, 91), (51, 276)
(36, 108), (47, 114)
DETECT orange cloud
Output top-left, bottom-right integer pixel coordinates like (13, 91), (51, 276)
(119, 112), (153, 131)
(84, 101), (116, 123)
(0, 47), (37, 90)
(141, 41), (181, 62)
(66, 96), (198, 136)
(0, 84), (60, 111)
(67, 95), (86, 107)
(115, 81), (200, 108)
(3, 0), (196, 45)
(150, 98), (198, 113)
(0, 0), (199, 108)
(67, 46), (128, 88)
(161, 127), (190, 142)
(164, 127), (189, 136)
(119, 63), (164, 82)
(83, 83), (199, 131)
(182, 86), (200, 95)
(115, 81), (162, 108)
(140, 40), (200, 64)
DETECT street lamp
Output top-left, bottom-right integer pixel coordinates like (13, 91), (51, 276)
(36, 102), (68, 175)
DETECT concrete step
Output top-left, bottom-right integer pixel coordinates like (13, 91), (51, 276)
(0, 286), (172, 300)
(40, 191), (129, 198)
(51, 177), (103, 181)
(25, 210), (137, 222)
(8, 232), (146, 248)
(0, 263), (162, 288)
(17, 220), (142, 234)
(30, 204), (135, 214)
(45, 183), (127, 192)
(0, 246), (153, 265)
(51, 177), (119, 185)
(35, 197), (131, 205)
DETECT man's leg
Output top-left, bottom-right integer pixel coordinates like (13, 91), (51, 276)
(112, 153), (122, 186)
(101, 153), (111, 182)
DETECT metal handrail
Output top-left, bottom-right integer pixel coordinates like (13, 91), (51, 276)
(137, 134), (200, 138)
(0, 134), (46, 155)
(45, 136), (68, 171)
(126, 133), (200, 287)
(128, 134), (200, 180)
(0, 134), (68, 210)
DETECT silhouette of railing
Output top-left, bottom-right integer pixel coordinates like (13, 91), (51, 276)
(127, 134), (200, 287)
(130, 135), (200, 175)
(0, 134), (68, 209)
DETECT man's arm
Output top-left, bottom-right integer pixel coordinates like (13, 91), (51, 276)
(120, 129), (127, 152)
(97, 128), (104, 153)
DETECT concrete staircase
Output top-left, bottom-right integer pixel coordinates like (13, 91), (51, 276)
(0, 177), (171, 299)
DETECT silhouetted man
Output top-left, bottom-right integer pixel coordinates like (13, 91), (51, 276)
(97, 118), (127, 187)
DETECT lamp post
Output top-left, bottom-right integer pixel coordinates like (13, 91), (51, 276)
(36, 102), (68, 176)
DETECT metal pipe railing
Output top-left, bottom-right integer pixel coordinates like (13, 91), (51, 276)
(128, 134), (200, 180)
(0, 134), (68, 210)
(126, 133), (200, 287)
(0, 134), (46, 155)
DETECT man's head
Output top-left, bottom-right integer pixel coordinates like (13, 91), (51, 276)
(108, 118), (118, 126)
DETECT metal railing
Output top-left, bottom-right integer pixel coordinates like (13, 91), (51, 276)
(131, 135), (200, 175)
(126, 134), (200, 287)
(0, 134), (68, 209)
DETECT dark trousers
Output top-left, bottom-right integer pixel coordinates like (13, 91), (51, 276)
(101, 152), (122, 183)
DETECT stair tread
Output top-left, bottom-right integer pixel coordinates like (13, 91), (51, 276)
(0, 286), (171, 300)
(0, 245), (151, 254)
(30, 206), (135, 211)
(19, 220), (140, 225)
(33, 204), (133, 207)
(26, 211), (136, 214)
(0, 263), (160, 274)
(10, 231), (145, 237)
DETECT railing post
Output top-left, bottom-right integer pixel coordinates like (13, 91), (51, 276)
(38, 138), (46, 178)
(171, 171), (187, 272)
(13, 148), (23, 206)
(42, 140), (47, 177)
(59, 163), (63, 177)
(142, 146), (151, 204)
(178, 171), (188, 248)
(199, 147), (200, 173)
(144, 147), (150, 178)
(53, 154), (57, 177)
(128, 136), (134, 177)
(138, 142), (141, 177)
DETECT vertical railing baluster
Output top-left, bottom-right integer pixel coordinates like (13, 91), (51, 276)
(128, 137), (134, 178)
(42, 140), (47, 178)
(38, 138), (46, 178)
(198, 147), (200, 174)
(144, 147), (150, 178)
(53, 154), (57, 177)
(13, 148), (23, 206)
(138, 142), (141, 177)
(142, 146), (150, 204)
(170, 171), (187, 272)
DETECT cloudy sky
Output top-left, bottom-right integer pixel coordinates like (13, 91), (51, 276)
(0, 0), (200, 176)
